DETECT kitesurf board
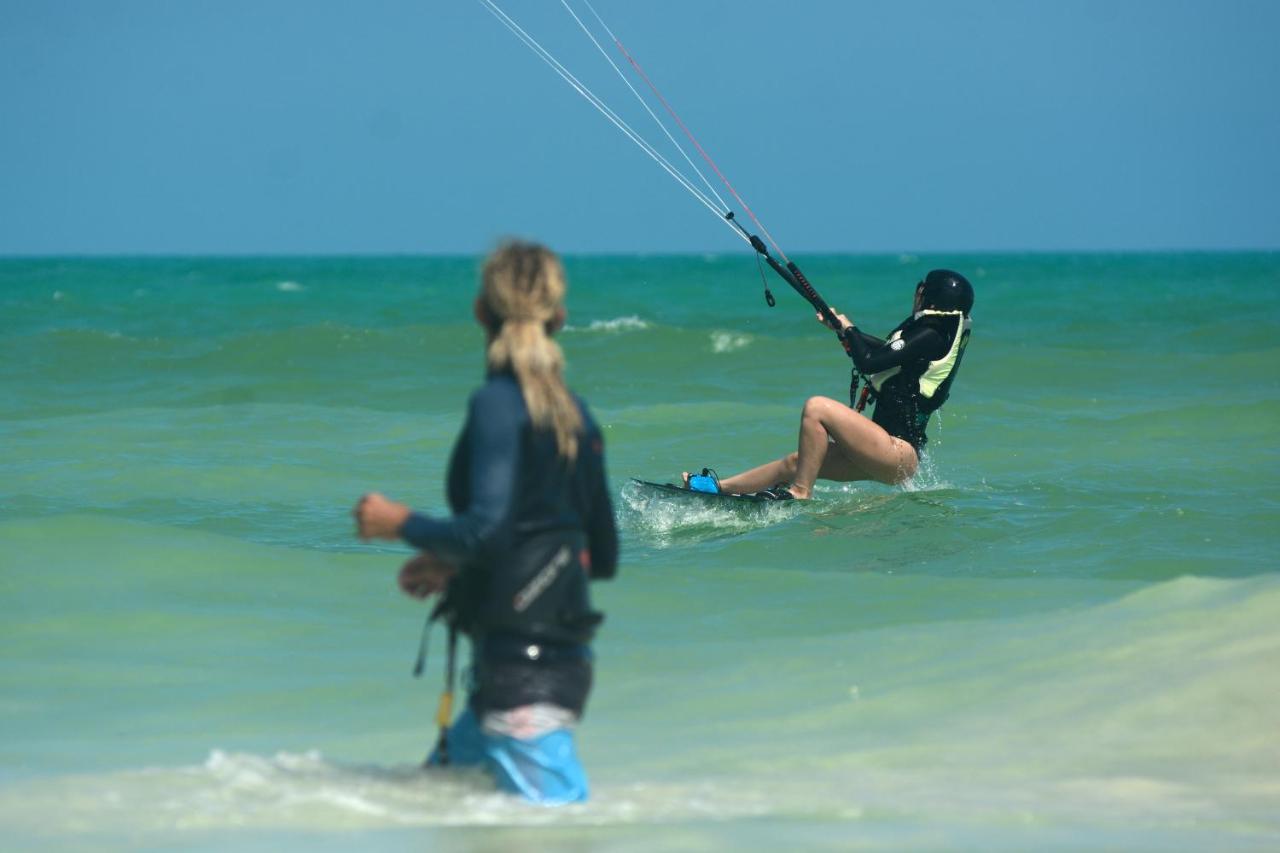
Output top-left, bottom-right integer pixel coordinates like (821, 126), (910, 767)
(630, 478), (774, 504)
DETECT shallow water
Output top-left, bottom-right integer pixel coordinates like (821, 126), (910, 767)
(2, 253), (1278, 849)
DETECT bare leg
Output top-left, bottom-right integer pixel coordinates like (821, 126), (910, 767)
(790, 396), (918, 497)
(701, 396), (918, 500)
(789, 397), (834, 498)
(712, 454), (800, 495)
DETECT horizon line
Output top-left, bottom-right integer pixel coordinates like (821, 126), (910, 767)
(2, 246), (1278, 261)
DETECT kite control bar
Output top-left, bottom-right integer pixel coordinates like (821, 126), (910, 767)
(726, 212), (847, 341)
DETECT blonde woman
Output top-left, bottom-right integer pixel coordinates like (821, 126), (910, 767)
(354, 240), (618, 805)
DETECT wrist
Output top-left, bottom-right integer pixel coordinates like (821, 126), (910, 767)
(392, 505), (413, 537)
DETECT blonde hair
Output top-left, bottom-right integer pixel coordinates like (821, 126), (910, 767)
(480, 239), (582, 460)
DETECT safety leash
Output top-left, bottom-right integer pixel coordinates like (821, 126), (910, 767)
(433, 625), (459, 766)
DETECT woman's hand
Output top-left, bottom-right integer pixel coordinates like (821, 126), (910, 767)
(353, 492), (411, 540)
(397, 552), (457, 600)
(817, 309), (853, 333)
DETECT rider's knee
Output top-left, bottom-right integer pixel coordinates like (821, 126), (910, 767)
(802, 396), (831, 420)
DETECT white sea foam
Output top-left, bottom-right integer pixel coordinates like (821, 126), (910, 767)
(0, 744), (1243, 839)
(899, 451), (954, 492)
(0, 749), (782, 834)
(276, 281), (304, 292)
(566, 315), (649, 333)
(618, 479), (800, 547)
(710, 330), (751, 353)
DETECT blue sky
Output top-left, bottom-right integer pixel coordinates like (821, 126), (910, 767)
(2, 0), (1277, 254)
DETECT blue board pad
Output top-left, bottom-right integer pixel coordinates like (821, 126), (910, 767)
(630, 478), (772, 504)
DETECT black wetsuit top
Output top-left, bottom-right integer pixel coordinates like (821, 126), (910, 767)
(842, 314), (960, 449)
(399, 371), (618, 714)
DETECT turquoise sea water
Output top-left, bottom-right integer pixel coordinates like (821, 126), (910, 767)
(2, 253), (1278, 850)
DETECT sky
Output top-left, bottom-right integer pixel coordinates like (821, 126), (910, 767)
(1, 0), (1278, 255)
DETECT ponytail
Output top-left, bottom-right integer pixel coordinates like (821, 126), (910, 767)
(481, 241), (582, 461)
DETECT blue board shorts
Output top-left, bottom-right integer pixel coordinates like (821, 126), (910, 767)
(427, 706), (588, 805)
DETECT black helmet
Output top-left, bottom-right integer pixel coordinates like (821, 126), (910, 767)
(916, 269), (974, 316)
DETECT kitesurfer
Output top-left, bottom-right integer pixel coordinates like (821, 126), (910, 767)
(353, 239), (618, 804)
(688, 270), (974, 499)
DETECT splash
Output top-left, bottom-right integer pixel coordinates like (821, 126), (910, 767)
(618, 479), (800, 547)
(899, 450), (955, 493)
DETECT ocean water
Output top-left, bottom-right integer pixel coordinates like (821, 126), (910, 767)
(1, 253), (1278, 850)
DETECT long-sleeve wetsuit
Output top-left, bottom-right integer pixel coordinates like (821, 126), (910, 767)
(841, 314), (958, 449)
(398, 371), (617, 715)
(399, 372), (617, 579)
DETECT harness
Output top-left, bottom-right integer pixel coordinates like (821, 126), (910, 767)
(862, 310), (971, 407)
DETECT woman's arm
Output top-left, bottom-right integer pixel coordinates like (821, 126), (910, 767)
(818, 309), (886, 351)
(842, 323), (947, 374)
(355, 384), (520, 563)
(843, 327), (886, 351)
(581, 426), (618, 580)
(396, 385), (521, 564)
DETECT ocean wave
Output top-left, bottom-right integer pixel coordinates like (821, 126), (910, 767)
(566, 316), (649, 333)
(14, 326), (162, 348)
(276, 281), (305, 292)
(710, 331), (751, 353)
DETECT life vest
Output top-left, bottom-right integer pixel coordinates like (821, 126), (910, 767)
(867, 310), (971, 412)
